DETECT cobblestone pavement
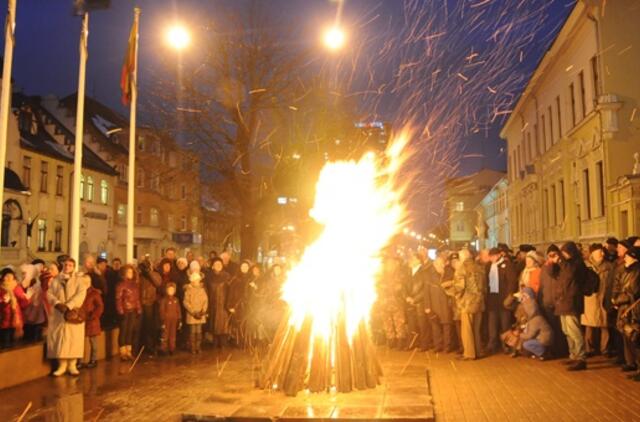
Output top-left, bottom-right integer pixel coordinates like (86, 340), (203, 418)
(0, 347), (639, 421)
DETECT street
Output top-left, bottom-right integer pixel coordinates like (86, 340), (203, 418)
(0, 348), (638, 421)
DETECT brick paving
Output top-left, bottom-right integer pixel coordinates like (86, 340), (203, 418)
(0, 347), (638, 421)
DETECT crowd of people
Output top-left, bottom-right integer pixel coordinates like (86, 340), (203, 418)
(0, 237), (639, 382)
(374, 237), (640, 381)
(0, 247), (287, 376)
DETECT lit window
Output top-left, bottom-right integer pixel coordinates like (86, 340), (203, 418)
(150, 208), (159, 226)
(56, 165), (64, 195)
(454, 201), (464, 212)
(86, 176), (94, 201)
(80, 174), (85, 200)
(54, 221), (62, 252)
(40, 161), (48, 193)
(136, 205), (143, 225)
(180, 215), (187, 231)
(100, 180), (109, 204)
(117, 204), (126, 225)
(136, 168), (144, 188)
(191, 216), (198, 231)
(37, 219), (47, 251)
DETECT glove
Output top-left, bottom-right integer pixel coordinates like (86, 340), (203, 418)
(229, 308), (236, 314)
(425, 308), (432, 314)
(55, 303), (69, 314)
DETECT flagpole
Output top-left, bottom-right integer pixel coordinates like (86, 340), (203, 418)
(0, 0), (17, 255)
(126, 7), (140, 264)
(70, 11), (89, 263)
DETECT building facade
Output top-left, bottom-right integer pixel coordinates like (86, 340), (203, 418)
(475, 177), (509, 249)
(501, 0), (640, 248)
(445, 169), (505, 249)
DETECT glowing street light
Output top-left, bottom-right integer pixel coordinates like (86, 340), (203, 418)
(166, 24), (191, 50)
(323, 26), (346, 51)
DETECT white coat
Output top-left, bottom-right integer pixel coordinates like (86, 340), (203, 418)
(46, 272), (89, 359)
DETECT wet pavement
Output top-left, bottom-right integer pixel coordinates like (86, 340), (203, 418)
(0, 347), (433, 421)
(2, 346), (640, 421)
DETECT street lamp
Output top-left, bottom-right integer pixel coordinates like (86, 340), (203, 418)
(323, 26), (346, 51)
(166, 24), (191, 50)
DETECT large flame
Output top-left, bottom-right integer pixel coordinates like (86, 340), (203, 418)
(281, 129), (409, 350)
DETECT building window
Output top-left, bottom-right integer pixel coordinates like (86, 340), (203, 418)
(117, 204), (126, 225)
(583, 168), (591, 220)
(168, 214), (174, 231)
(548, 106), (554, 146)
(551, 184), (557, 226)
(543, 188), (549, 228)
(138, 136), (145, 151)
(37, 219), (46, 251)
(556, 96), (562, 140)
(591, 55), (600, 103)
(56, 165), (63, 196)
(86, 176), (94, 201)
(151, 172), (160, 192)
(150, 207), (159, 226)
(100, 180), (109, 204)
(54, 221), (62, 252)
(578, 70), (586, 118)
(569, 83), (576, 127)
(596, 161), (605, 217)
(118, 164), (128, 183)
(180, 215), (187, 231)
(22, 156), (31, 188)
(136, 205), (143, 225)
(136, 168), (144, 188)
(526, 132), (532, 163)
(181, 184), (187, 200)
(191, 216), (198, 231)
(40, 161), (48, 193)
(80, 174), (85, 200)
(454, 201), (464, 212)
(541, 116), (547, 152)
(559, 179), (566, 222)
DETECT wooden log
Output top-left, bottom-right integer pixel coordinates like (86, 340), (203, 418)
(335, 315), (353, 393)
(308, 336), (328, 393)
(282, 317), (313, 396)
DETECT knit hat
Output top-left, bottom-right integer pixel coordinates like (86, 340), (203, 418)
(546, 244), (560, 255)
(626, 247), (640, 262)
(589, 243), (604, 254)
(605, 237), (618, 247)
(176, 257), (188, 269)
(189, 260), (201, 273)
(525, 251), (544, 266)
(189, 272), (202, 282)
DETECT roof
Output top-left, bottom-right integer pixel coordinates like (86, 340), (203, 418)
(3, 167), (28, 192)
(13, 94), (118, 176)
(59, 93), (130, 155)
(499, 3), (582, 139)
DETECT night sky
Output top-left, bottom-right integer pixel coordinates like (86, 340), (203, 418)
(4, 0), (574, 229)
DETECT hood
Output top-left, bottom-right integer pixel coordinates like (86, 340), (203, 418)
(521, 288), (539, 318)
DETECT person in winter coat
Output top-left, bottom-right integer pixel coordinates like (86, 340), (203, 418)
(406, 254), (432, 351)
(582, 243), (613, 356)
(536, 245), (567, 358)
(19, 264), (46, 342)
(158, 258), (174, 296)
(451, 250), (485, 360)
(184, 272), (208, 354)
(613, 246), (640, 377)
(424, 256), (454, 352)
(46, 258), (89, 377)
(486, 247), (519, 354)
(103, 258), (122, 329)
(520, 287), (553, 360)
(115, 264), (142, 361)
(206, 258), (231, 348)
(0, 268), (28, 348)
(159, 282), (181, 354)
(138, 260), (162, 355)
(226, 260), (251, 347)
(80, 275), (104, 368)
(555, 242), (588, 371)
(519, 251), (544, 293)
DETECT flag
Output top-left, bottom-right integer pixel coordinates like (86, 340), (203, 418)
(72, 0), (110, 16)
(120, 12), (139, 106)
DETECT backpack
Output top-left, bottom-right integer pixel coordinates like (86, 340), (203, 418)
(583, 267), (599, 296)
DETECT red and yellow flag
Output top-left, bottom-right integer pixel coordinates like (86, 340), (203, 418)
(120, 12), (138, 106)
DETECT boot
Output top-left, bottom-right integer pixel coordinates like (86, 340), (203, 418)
(120, 346), (128, 361)
(196, 333), (203, 354)
(190, 333), (197, 354)
(568, 360), (587, 371)
(52, 359), (68, 377)
(68, 359), (80, 376)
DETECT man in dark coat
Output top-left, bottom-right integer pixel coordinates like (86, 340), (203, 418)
(486, 247), (519, 353)
(424, 256), (454, 352)
(612, 246), (640, 378)
(102, 258), (121, 329)
(405, 254), (432, 351)
(554, 242), (588, 371)
(537, 244), (568, 358)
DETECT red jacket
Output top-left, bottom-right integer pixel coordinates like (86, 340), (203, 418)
(159, 296), (182, 323)
(82, 287), (104, 337)
(0, 285), (29, 330)
(115, 279), (142, 315)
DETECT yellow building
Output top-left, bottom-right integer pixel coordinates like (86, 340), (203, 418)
(2, 94), (117, 265)
(500, 0), (640, 248)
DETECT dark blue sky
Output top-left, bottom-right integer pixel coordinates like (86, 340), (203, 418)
(4, 0), (574, 228)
